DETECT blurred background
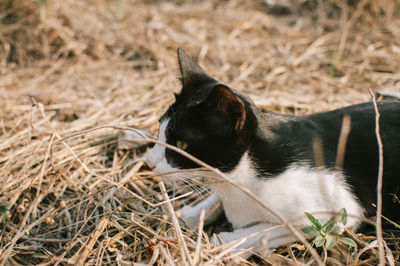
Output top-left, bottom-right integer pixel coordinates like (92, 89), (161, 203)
(1, 0), (399, 127)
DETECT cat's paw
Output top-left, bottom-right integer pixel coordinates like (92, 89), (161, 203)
(176, 205), (201, 229)
(217, 231), (253, 259)
(218, 231), (236, 245)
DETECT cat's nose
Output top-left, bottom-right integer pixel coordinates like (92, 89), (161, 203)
(142, 152), (156, 170)
(146, 161), (156, 170)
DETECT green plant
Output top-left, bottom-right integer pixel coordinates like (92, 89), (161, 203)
(128, 52), (138, 61)
(0, 205), (7, 223)
(301, 208), (357, 250)
(329, 53), (340, 77)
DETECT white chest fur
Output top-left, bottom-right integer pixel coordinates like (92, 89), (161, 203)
(213, 153), (364, 230)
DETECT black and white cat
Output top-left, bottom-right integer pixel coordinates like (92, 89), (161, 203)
(144, 48), (400, 256)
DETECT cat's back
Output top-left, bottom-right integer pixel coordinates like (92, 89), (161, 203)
(260, 101), (400, 148)
(256, 100), (400, 220)
(304, 101), (400, 164)
(307, 101), (400, 127)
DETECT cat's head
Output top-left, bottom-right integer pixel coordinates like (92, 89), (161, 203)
(144, 48), (256, 179)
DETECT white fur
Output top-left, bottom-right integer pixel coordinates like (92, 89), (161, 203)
(177, 193), (223, 228)
(213, 153), (364, 230)
(143, 118), (210, 182)
(214, 153), (363, 257)
(144, 125), (365, 257)
(143, 119), (177, 175)
(218, 223), (298, 256)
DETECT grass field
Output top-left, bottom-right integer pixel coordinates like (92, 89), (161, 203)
(0, 0), (399, 264)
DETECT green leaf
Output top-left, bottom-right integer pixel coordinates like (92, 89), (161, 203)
(325, 233), (339, 250)
(329, 53), (340, 77)
(331, 208), (347, 225)
(322, 220), (335, 233)
(339, 237), (357, 248)
(0, 205), (8, 223)
(301, 225), (320, 237)
(382, 215), (400, 229)
(338, 208), (347, 225)
(305, 212), (322, 230)
(389, 220), (400, 229)
(128, 53), (138, 61)
(315, 235), (325, 247)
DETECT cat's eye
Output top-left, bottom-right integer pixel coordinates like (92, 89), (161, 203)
(176, 140), (188, 150)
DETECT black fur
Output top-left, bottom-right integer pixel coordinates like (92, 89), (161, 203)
(163, 48), (400, 221)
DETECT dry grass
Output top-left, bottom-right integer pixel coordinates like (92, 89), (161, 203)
(0, 0), (400, 265)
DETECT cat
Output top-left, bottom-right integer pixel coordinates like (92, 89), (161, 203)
(143, 48), (400, 257)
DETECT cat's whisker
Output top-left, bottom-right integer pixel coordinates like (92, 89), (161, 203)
(142, 48), (399, 264)
(183, 180), (209, 200)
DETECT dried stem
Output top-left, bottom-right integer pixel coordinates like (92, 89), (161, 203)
(1, 1), (398, 264)
(159, 181), (194, 266)
(336, 114), (351, 169)
(369, 89), (385, 265)
(194, 208), (205, 265)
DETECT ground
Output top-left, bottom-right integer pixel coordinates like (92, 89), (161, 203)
(0, 0), (399, 265)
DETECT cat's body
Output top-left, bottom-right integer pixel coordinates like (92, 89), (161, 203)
(144, 48), (400, 256)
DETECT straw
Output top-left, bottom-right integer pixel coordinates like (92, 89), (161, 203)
(0, 0), (399, 264)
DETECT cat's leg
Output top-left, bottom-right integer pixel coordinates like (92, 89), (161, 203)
(218, 223), (300, 258)
(177, 192), (222, 229)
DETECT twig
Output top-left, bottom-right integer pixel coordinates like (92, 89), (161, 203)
(207, 238), (249, 264)
(345, 228), (378, 256)
(31, 98), (93, 175)
(30, 109), (190, 209)
(336, 114), (351, 169)
(159, 181), (194, 266)
(355, 240), (378, 263)
(148, 244), (160, 265)
(312, 137), (325, 167)
(207, 225), (285, 264)
(194, 208), (205, 265)
(337, 0), (348, 62)
(130, 213), (159, 237)
(30, 101), (322, 264)
(0, 207), (55, 265)
(369, 89), (385, 265)
(383, 240), (395, 266)
(127, 130), (324, 266)
(159, 244), (176, 266)
(71, 216), (109, 266)
(287, 246), (299, 266)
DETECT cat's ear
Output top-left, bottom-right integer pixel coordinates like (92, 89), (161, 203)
(207, 85), (246, 132)
(177, 48), (209, 86)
